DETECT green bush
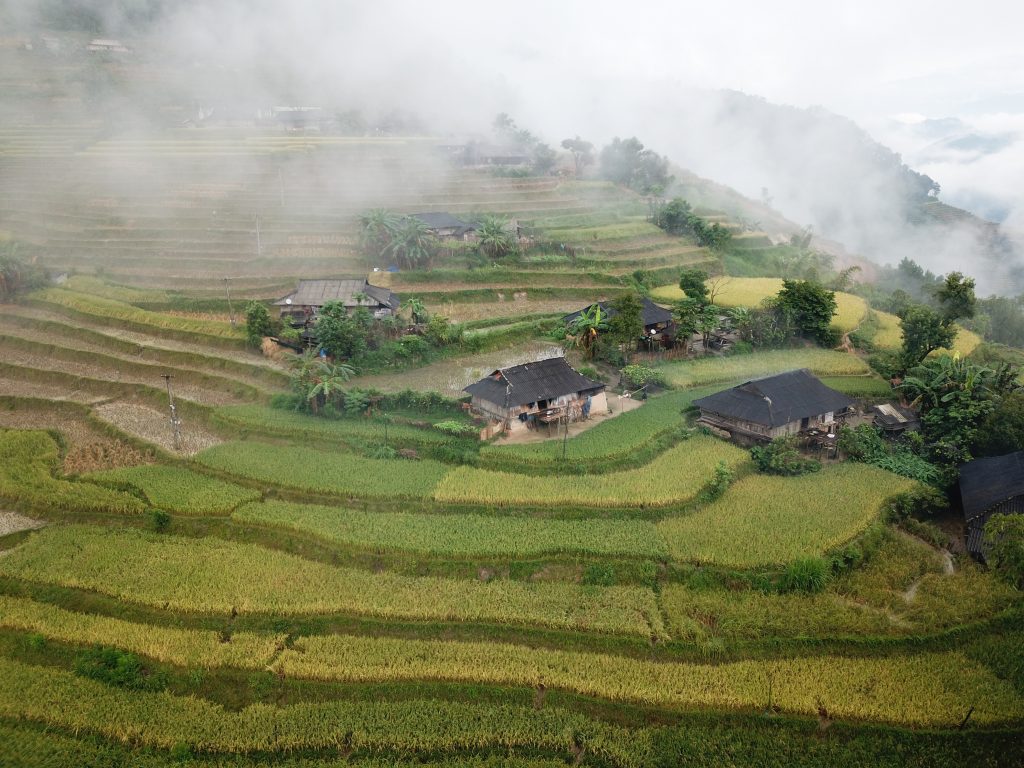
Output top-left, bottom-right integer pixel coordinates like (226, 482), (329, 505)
(433, 420), (479, 437)
(779, 557), (829, 593)
(751, 436), (821, 476)
(621, 364), (667, 389)
(698, 460), (733, 503)
(582, 563), (617, 586)
(74, 645), (165, 692)
(984, 515), (1024, 589)
(148, 508), (171, 532)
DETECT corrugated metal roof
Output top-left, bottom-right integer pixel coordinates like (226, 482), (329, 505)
(274, 279), (399, 310)
(693, 369), (855, 428)
(464, 356), (605, 408)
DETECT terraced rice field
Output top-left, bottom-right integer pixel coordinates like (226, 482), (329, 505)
(651, 277), (869, 333)
(0, 110), (1019, 768)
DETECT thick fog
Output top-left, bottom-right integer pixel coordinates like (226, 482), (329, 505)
(3, 0), (1023, 291)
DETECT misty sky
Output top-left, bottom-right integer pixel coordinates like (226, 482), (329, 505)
(146, 0), (1024, 225)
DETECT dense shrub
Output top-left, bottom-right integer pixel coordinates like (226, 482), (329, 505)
(621, 364), (667, 389)
(74, 646), (165, 691)
(984, 515), (1024, 589)
(751, 436), (821, 476)
(582, 563), (617, 586)
(148, 508), (171, 532)
(838, 424), (940, 485)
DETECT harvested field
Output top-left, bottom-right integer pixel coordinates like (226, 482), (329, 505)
(93, 401), (222, 456)
(0, 348), (242, 406)
(0, 376), (107, 404)
(0, 305), (285, 374)
(0, 400), (153, 473)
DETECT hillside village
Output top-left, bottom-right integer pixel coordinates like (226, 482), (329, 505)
(0, 14), (1023, 768)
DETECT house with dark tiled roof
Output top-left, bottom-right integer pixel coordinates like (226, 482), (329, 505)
(464, 356), (606, 434)
(693, 369), (855, 442)
(959, 451), (1024, 560)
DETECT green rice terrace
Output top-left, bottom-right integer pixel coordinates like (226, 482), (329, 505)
(0, 120), (1021, 768)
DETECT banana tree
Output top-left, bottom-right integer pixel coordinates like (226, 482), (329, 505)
(568, 305), (608, 359)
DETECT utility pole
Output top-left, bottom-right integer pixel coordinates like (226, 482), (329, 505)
(223, 278), (236, 327)
(278, 167), (285, 208)
(161, 374), (182, 450)
(562, 412), (569, 460)
(255, 215), (262, 258)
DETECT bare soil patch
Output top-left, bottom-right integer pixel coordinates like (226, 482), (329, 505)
(0, 511), (45, 537)
(94, 400), (223, 456)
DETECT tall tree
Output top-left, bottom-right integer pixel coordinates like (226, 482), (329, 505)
(560, 136), (594, 176)
(678, 268), (709, 303)
(244, 301), (275, 346)
(598, 137), (672, 194)
(899, 304), (956, 368)
(608, 293), (644, 350)
(776, 280), (837, 346)
(934, 271), (977, 323)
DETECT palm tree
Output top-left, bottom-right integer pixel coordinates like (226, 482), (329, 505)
(568, 304), (608, 359)
(307, 360), (355, 412)
(386, 217), (436, 270)
(476, 215), (515, 260)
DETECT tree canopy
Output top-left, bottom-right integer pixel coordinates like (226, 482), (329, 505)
(776, 280), (837, 346)
(599, 137), (672, 194)
(560, 136), (594, 176)
(678, 268), (710, 303)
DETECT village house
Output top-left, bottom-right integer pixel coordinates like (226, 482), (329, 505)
(693, 368), (855, 442)
(464, 356), (607, 434)
(563, 297), (675, 345)
(274, 279), (400, 328)
(411, 212), (478, 241)
(959, 451), (1024, 560)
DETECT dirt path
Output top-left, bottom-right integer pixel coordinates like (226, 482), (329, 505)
(898, 530), (955, 604)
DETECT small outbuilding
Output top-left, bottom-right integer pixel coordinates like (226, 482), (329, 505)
(693, 368), (855, 442)
(410, 212), (477, 240)
(274, 279), (400, 325)
(959, 451), (1024, 560)
(464, 356), (606, 434)
(871, 403), (920, 434)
